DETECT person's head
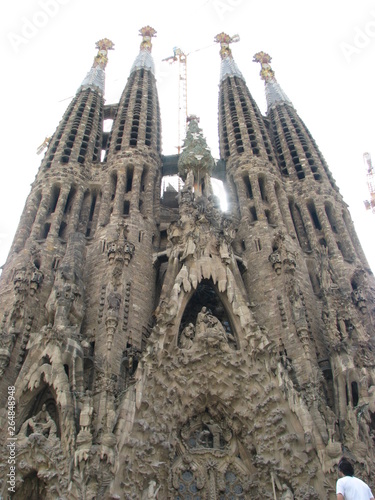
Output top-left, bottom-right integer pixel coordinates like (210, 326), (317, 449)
(338, 457), (354, 477)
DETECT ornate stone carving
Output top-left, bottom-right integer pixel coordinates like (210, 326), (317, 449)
(0, 331), (16, 376)
(180, 413), (232, 452)
(141, 480), (160, 499)
(120, 344), (140, 391)
(18, 404), (57, 442)
(105, 290), (121, 350)
(30, 267), (43, 295)
(195, 307), (234, 349)
(79, 392), (94, 433)
(13, 267), (29, 294)
(281, 483), (295, 499)
(179, 323), (195, 349)
(100, 432), (117, 465)
(107, 240), (118, 263)
(46, 267), (84, 328)
(352, 286), (367, 313)
(269, 248), (282, 275)
(107, 222), (135, 302)
(318, 245), (335, 292)
(45, 233), (85, 333)
(178, 116), (215, 191)
(107, 291), (121, 314)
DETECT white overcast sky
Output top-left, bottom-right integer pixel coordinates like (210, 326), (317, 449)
(1, 0), (375, 272)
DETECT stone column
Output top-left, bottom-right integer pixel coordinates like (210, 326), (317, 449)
(98, 176), (112, 226)
(275, 184), (295, 235)
(71, 187), (85, 232)
(333, 207), (356, 260)
(130, 166), (142, 213)
(114, 172), (126, 216)
(233, 171), (249, 219)
(250, 172), (266, 220)
(299, 203), (318, 249)
(50, 186), (71, 238)
(12, 191), (42, 252)
(30, 190), (52, 239)
(265, 176), (282, 226)
(315, 204), (339, 257)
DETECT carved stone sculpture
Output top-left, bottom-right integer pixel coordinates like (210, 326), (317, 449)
(19, 404), (57, 441)
(179, 323), (195, 349)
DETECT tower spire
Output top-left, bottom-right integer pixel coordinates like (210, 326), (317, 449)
(40, 38), (114, 169)
(80, 38), (114, 94)
(130, 25), (157, 75)
(217, 34), (275, 163)
(105, 26), (161, 157)
(253, 51), (292, 110)
(214, 32), (243, 81)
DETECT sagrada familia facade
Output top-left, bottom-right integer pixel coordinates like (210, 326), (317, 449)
(0, 26), (374, 499)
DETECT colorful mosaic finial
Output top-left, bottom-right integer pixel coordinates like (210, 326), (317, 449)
(214, 32), (240, 60)
(215, 33), (244, 82)
(93, 38), (114, 70)
(80, 38), (114, 93)
(187, 115), (200, 124)
(253, 51), (276, 82)
(178, 115), (214, 182)
(130, 27), (156, 75)
(139, 26), (157, 52)
(253, 51), (292, 109)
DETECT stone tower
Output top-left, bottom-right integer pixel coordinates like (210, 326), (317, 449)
(0, 28), (374, 499)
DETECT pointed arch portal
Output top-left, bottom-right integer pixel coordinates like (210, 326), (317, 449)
(178, 279), (238, 349)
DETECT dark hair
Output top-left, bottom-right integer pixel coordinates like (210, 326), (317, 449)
(338, 457), (354, 476)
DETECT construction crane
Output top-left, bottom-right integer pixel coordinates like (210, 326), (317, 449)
(162, 43), (216, 154)
(36, 137), (51, 155)
(363, 152), (375, 213)
(162, 47), (188, 154)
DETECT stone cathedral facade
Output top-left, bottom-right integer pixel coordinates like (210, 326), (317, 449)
(0, 26), (374, 499)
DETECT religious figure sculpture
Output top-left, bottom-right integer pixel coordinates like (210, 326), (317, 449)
(30, 267), (44, 295)
(179, 323), (195, 349)
(269, 248), (282, 275)
(280, 483), (294, 499)
(46, 266), (84, 328)
(141, 479), (160, 499)
(196, 307), (229, 348)
(19, 404), (57, 440)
